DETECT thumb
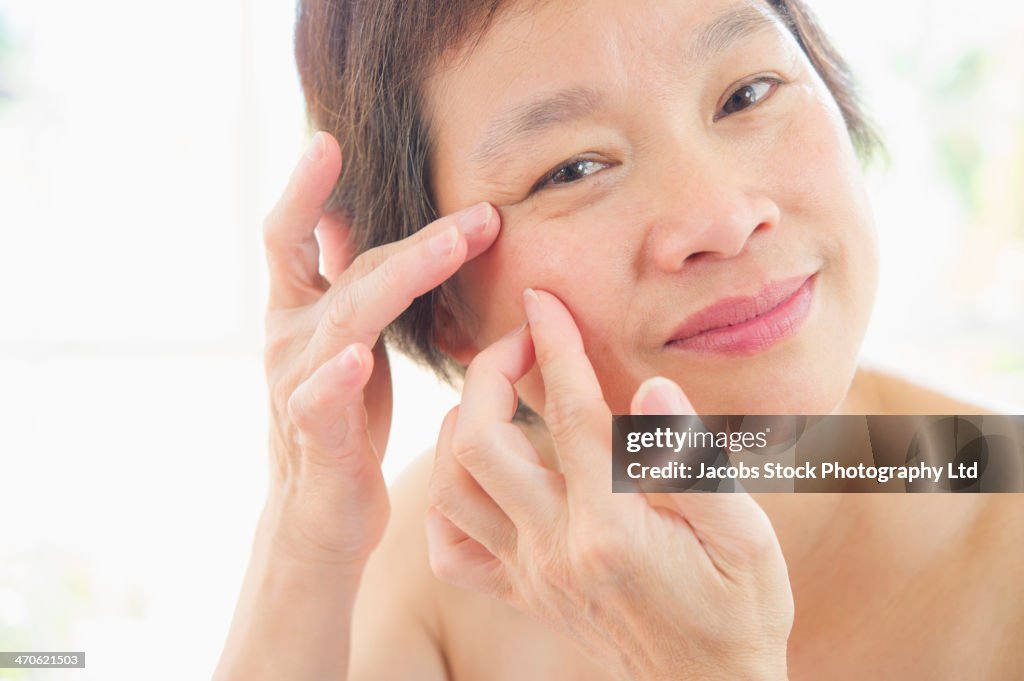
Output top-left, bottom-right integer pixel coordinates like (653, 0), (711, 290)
(630, 376), (694, 415)
(631, 377), (782, 575)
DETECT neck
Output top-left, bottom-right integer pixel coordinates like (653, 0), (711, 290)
(829, 364), (887, 415)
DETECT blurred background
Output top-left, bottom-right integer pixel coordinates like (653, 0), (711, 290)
(0, 0), (1021, 678)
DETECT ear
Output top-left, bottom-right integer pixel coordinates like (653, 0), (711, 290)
(433, 298), (480, 367)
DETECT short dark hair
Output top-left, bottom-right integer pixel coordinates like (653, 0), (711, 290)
(294, 0), (883, 418)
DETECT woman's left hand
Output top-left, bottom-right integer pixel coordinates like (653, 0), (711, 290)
(426, 288), (794, 681)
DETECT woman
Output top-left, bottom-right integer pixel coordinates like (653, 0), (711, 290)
(214, 0), (1023, 679)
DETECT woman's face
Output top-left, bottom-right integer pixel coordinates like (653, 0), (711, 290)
(424, 0), (879, 415)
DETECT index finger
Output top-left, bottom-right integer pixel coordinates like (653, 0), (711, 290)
(521, 288), (613, 499)
(307, 202), (501, 360)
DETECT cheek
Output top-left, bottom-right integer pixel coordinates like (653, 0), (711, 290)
(457, 215), (637, 415)
(763, 84), (860, 213)
(763, 82), (879, 287)
(455, 211), (597, 341)
(457, 203), (639, 387)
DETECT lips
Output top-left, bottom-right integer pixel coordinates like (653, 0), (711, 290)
(665, 273), (817, 355)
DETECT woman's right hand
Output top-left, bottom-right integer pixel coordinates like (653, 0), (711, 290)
(259, 131), (500, 572)
(215, 131), (500, 680)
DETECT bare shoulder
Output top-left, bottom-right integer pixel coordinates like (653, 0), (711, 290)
(860, 365), (1007, 415)
(357, 447), (439, 625)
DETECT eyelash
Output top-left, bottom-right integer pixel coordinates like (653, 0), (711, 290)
(530, 75), (783, 194)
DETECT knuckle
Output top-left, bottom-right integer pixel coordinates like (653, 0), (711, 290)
(373, 254), (402, 293)
(348, 248), (378, 277)
(568, 529), (640, 587)
(324, 286), (360, 334)
(544, 394), (602, 442)
(426, 472), (458, 513)
(571, 534), (620, 576)
(450, 428), (493, 470)
(286, 382), (326, 432)
(287, 393), (356, 459)
(734, 516), (779, 564)
(463, 355), (496, 386)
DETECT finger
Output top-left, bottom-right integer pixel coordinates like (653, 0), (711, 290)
(342, 201), (500, 281)
(425, 506), (515, 600)
(630, 376), (696, 416)
(521, 288), (614, 504)
(429, 407), (519, 564)
(664, 492), (784, 579)
(308, 202), (500, 359)
(315, 210), (355, 284)
(263, 131), (342, 309)
(628, 378), (777, 576)
(458, 322), (533, 428)
(452, 325), (566, 529)
(286, 342), (380, 485)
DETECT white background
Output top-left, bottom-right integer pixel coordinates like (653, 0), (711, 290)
(0, 0), (1022, 678)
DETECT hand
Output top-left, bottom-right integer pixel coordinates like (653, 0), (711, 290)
(425, 288), (793, 681)
(260, 131), (500, 571)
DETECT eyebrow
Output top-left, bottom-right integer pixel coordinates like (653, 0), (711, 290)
(469, 2), (782, 171)
(685, 1), (782, 69)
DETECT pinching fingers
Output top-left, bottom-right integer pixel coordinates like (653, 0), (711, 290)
(521, 288), (613, 504)
(451, 323), (565, 531)
(429, 406), (519, 564)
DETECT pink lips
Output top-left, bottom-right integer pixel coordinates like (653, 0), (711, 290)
(665, 273), (817, 355)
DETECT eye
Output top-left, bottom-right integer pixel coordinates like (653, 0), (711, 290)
(714, 77), (782, 121)
(532, 158), (610, 194)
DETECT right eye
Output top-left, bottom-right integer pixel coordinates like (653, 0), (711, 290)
(714, 76), (782, 121)
(532, 158), (611, 194)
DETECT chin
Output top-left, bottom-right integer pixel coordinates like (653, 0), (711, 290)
(680, 348), (860, 416)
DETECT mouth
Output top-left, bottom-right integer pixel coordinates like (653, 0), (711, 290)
(664, 272), (818, 356)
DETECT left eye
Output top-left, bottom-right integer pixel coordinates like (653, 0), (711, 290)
(715, 77), (781, 120)
(533, 158), (609, 193)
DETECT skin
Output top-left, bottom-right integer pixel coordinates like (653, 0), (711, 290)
(214, 130), (505, 680)
(414, 1), (1021, 679)
(427, 0), (879, 419)
(214, 0), (1023, 679)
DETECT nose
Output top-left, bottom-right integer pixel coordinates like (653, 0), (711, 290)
(643, 148), (780, 272)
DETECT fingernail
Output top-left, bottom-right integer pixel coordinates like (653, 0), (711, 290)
(337, 344), (363, 376)
(305, 131), (325, 162)
(522, 288), (541, 324)
(638, 377), (687, 415)
(429, 225), (459, 258)
(456, 202), (492, 236)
